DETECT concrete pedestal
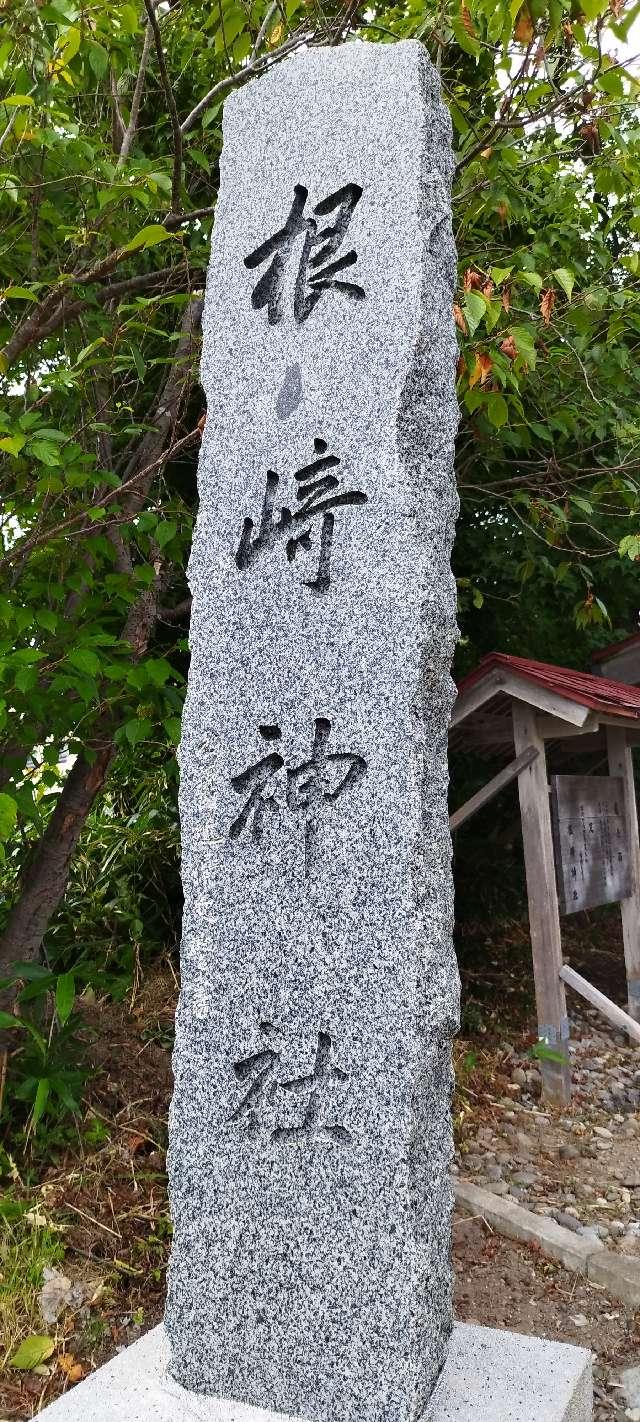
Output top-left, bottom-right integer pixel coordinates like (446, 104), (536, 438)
(36, 1322), (592, 1421)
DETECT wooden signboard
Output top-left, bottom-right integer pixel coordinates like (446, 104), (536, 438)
(551, 774), (632, 915)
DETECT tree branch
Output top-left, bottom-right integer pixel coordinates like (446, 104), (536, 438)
(179, 29), (307, 136)
(250, 1), (278, 62)
(116, 20), (154, 170)
(0, 259), (197, 373)
(157, 595), (192, 624)
(121, 294), (203, 515)
(142, 0), (183, 212)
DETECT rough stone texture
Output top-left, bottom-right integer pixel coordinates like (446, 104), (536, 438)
(34, 1324), (593, 1422)
(166, 38), (460, 1422)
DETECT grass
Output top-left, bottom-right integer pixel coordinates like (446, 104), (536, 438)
(0, 1212), (65, 1369)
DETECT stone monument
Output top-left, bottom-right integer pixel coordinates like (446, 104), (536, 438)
(166, 38), (460, 1422)
(35, 38), (594, 1422)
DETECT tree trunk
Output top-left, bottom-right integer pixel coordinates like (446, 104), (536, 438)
(0, 583), (160, 1046)
(0, 735), (115, 979)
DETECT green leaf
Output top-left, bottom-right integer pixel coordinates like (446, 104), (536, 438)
(145, 656), (173, 685)
(0, 792), (17, 840)
(123, 224), (173, 254)
(59, 25), (82, 66)
(29, 440), (62, 466)
(87, 41), (108, 77)
(517, 270), (543, 293)
(124, 717), (153, 745)
(510, 325), (537, 369)
(30, 1077), (50, 1131)
(9, 1336), (55, 1370)
(619, 534), (640, 561)
(130, 343), (146, 380)
(55, 972), (75, 1025)
(156, 519), (177, 549)
(120, 2), (140, 30)
(487, 393), (508, 428)
(462, 291), (486, 338)
(1, 285), (37, 300)
(2, 94), (34, 107)
(0, 434), (27, 456)
(164, 715), (182, 744)
(553, 267), (575, 301)
(67, 648), (100, 676)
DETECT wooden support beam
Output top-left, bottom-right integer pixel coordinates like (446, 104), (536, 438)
(606, 726), (640, 1026)
(451, 670), (590, 731)
(513, 702), (571, 1106)
(560, 964), (640, 1046)
(536, 714), (599, 740)
(449, 746), (539, 833)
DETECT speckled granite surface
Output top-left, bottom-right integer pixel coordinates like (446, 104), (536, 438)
(166, 39), (460, 1422)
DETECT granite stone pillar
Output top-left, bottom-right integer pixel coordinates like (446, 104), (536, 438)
(166, 39), (460, 1422)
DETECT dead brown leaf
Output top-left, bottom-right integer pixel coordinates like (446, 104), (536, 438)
(514, 4), (534, 43)
(500, 336), (518, 361)
(463, 269), (483, 291)
(125, 1132), (147, 1157)
(469, 352), (493, 388)
(453, 303), (468, 335)
(501, 286), (511, 312)
(540, 288), (556, 325)
(461, 4), (476, 36)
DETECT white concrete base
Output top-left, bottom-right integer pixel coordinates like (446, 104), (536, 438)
(37, 1322), (592, 1422)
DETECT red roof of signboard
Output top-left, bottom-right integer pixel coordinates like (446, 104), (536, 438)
(457, 652), (640, 721)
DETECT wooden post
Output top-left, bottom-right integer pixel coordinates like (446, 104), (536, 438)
(513, 702), (571, 1106)
(606, 726), (640, 1025)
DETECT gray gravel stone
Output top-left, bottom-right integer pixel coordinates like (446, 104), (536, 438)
(554, 1212), (584, 1235)
(166, 39), (459, 1422)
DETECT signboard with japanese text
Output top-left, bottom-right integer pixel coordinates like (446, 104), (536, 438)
(551, 773), (631, 915)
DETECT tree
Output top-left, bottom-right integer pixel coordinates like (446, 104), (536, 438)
(1, 0), (639, 1008)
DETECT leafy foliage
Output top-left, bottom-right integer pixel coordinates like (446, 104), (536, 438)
(0, 0), (639, 1121)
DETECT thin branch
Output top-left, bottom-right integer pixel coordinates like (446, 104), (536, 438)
(142, 0), (183, 213)
(0, 108), (18, 153)
(180, 30), (306, 136)
(165, 205), (217, 229)
(0, 428), (201, 575)
(110, 69), (126, 150)
(4, 264), (197, 359)
(116, 20), (154, 170)
(250, 1), (278, 62)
